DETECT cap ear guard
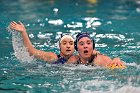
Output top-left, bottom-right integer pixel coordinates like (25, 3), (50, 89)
(92, 40), (95, 49)
(58, 34), (63, 44)
(74, 40), (78, 51)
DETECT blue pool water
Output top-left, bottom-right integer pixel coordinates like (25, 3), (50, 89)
(0, 0), (140, 93)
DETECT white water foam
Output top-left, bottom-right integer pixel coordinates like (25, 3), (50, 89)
(7, 26), (34, 62)
(80, 85), (140, 93)
(69, 79), (140, 93)
(61, 64), (104, 71)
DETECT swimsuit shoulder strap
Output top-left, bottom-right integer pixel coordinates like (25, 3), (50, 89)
(57, 54), (61, 58)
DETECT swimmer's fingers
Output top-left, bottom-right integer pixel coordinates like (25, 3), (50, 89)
(18, 21), (24, 26)
(10, 21), (18, 29)
(118, 62), (126, 69)
(10, 21), (18, 26)
(113, 59), (126, 69)
(106, 61), (126, 69)
(106, 62), (113, 69)
(10, 23), (16, 29)
(106, 63), (119, 69)
(12, 21), (18, 24)
(9, 21), (26, 32)
(111, 63), (118, 69)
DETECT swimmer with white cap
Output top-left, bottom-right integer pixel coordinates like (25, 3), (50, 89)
(9, 21), (75, 63)
(53, 34), (75, 64)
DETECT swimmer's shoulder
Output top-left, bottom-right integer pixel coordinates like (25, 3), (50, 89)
(66, 55), (79, 64)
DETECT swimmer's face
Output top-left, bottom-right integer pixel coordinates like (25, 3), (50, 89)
(59, 38), (75, 57)
(77, 37), (93, 59)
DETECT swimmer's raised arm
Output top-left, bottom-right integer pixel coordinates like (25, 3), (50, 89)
(9, 21), (58, 62)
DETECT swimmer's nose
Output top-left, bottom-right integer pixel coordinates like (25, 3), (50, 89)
(67, 46), (70, 49)
(66, 44), (70, 48)
(84, 44), (88, 49)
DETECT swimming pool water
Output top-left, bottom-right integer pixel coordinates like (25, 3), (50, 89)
(0, 0), (140, 93)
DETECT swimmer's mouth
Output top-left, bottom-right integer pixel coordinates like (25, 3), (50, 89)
(66, 50), (71, 51)
(84, 50), (88, 53)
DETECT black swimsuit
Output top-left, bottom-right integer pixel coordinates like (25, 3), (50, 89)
(76, 55), (96, 66)
(52, 54), (67, 64)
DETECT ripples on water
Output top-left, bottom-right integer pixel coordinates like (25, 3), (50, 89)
(0, 0), (140, 93)
(0, 61), (140, 93)
(2, 23), (140, 92)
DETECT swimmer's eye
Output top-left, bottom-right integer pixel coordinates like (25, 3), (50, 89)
(87, 41), (91, 45)
(87, 42), (91, 45)
(69, 41), (74, 45)
(62, 41), (67, 45)
(79, 42), (84, 46)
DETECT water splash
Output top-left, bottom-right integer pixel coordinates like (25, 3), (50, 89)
(7, 26), (35, 62)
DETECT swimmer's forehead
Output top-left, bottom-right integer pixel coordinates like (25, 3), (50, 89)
(60, 35), (74, 43)
(61, 38), (74, 43)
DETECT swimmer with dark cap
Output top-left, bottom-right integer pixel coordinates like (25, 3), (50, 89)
(9, 21), (75, 63)
(67, 32), (126, 69)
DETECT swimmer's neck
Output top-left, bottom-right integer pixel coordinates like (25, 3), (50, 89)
(59, 53), (72, 59)
(78, 55), (93, 64)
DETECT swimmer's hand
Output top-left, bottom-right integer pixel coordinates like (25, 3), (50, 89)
(92, 50), (100, 56)
(106, 57), (126, 69)
(10, 21), (26, 33)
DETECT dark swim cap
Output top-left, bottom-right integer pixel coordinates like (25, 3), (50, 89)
(76, 32), (91, 41)
(74, 32), (95, 51)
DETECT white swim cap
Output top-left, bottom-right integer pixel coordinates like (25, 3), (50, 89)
(59, 35), (74, 43)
